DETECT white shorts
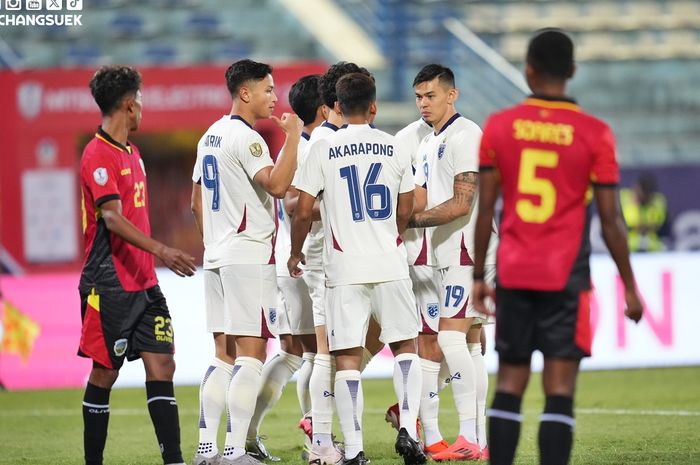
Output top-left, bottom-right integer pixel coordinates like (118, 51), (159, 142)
(410, 265), (441, 335)
(277, 275), (315, 336)
(325, 279), (420, 351)
(204, 264), (278, 338)
(301, 268), (326, 327)
(438, 265), (496, 325)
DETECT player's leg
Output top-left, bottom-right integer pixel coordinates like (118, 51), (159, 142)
(328, 283), (371, 464)
(78, 287), (122, 465)
(373, 278), (426, 465)
(362, 315), (385, 370)
(537, 288), (591, 465)
(467, 325), (488, 454)
(195, 269), (235, 464)
(138, 286), (185, 465)
(297, 334), (317, 416)
(220, 264), (276, 464)
(488, 287), (535, 465)
(417, 333), (447, 454)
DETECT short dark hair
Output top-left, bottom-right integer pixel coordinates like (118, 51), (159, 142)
(289, 74), (321, 125)
(527, 29), (574, 79)
(412, 64), (455, 88)
(225, 59), (273, 97)
(319, 61), (371, 108)
(336, 73), (376, 116)
(89, 65), (142, 116)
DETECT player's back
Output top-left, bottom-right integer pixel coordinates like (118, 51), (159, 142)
(302, 124), (413, 286)
(194, 115), (275, 269)
(480, 97), (618, 291)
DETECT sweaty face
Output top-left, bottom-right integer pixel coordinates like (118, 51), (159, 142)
(249, 74), (277, 119)
(414, 78), (452, 126)
(128, 90), (143, 131)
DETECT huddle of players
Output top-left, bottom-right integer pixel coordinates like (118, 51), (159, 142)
(190, 55), (497, 465)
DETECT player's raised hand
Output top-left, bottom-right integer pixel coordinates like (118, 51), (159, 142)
(287, 252), (306, 278)
(624, 288), (644, 323)
(471, 280), (496, 317)
(271, 112), (303, 136)
(158, 245), (196, 277)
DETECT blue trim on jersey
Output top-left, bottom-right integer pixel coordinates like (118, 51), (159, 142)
(436, 113), (461, 136)
(231, 115), (253, 129)
(301, 131), (311, 141)
(322, 121), (340, 131)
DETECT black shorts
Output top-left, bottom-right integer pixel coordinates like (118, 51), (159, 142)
(495, 286), (592, 363)
(78, 285), (175, 370)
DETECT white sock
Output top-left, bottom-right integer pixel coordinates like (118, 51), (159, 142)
(438, 358), (451, 393)
(334, 370), (363, 459)
(392, 353), (421, 440)
(438, 330), (477, 443)
(359, 347), (374, 372)
(223, 357), (263, 458)
(297, 352), (315, 416)
(197, 358), (233, 457)
(419, 358), (443, 446)
(309, 353), (334, 446)
(469, 342), (488, 448)
(248, 351), (302, 439)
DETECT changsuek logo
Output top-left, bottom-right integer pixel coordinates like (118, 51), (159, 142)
(0, 0), (83, 27)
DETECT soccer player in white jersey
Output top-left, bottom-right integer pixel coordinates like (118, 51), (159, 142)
(289, 73), (427, 465)
(284, 62), (383, 465)
(245, 74), (324, 462)
(390, 117), (454, 458)
(190, 59), (302, 465)
(409, 64), (499, 462)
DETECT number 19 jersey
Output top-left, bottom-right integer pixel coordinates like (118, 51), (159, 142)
(295, 124), (414, 286)
(192, 115), (275, 269)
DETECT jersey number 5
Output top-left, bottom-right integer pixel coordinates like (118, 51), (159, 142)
(339, 163), (391, 222)
(202, 155), (220, 211)
(516, 149), (558, 223)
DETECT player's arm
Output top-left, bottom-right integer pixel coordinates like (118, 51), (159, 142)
(471, 168), (499, 315)
(408, 171), (478, 228)
(254, 113), (302, 198)
(595, 186), (643, 323)
(190, 182), (203, 238)
(283, 186), (321, 221)
(396, 191), (414, 235)
(288, 191), (316, 277)
(100, 199), (196, 277)
(413, 184), (427, 213)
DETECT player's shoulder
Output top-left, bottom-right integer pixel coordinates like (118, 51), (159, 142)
(309, 121), (338, 143)
(443, 114), (481, 141)
(395, 118), (431, 140)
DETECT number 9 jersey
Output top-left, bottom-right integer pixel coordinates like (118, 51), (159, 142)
(295, 123), (414, 286)
(479, 96), (620, 291)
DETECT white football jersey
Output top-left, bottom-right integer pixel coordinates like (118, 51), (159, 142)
(414, 113), (498, 269)
(395, 118), (434, 266)
(295, 124), (414, 286)
(291, 121), (340, 271)
(274, 133), (310, 276)
(192, 115), (275, 269)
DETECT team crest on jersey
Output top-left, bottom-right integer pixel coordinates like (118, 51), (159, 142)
(93, 167), (108, 186)
(113, 338), (128, 357)
(437, 143), (446, 160)
(249, 142), (263, 157)
(427, 303), (439, 318)
(269, 307), (277, 324)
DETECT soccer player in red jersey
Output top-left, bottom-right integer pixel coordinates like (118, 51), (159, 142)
(78, 65), (196, 465)
(471, 30), (643, 465)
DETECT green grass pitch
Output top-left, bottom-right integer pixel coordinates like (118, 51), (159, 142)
(1, 367), (698, 464)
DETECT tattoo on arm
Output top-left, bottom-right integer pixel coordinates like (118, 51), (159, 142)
(409, 172), (479, 228)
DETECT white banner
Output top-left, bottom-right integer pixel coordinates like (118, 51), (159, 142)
(113, 252), (700, 387)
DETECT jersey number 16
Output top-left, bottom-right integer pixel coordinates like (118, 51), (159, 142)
(339, 162), (392, 222)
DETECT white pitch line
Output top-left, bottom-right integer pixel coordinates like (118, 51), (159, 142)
(577, 408), (700, 417)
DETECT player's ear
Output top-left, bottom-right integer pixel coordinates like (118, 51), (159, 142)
(239, 86), (250, 104)
(321, 105), (330, 120)
(447, 87), (458, 104)
(369, 101), (377, 117)
(333, 101), (342, 116)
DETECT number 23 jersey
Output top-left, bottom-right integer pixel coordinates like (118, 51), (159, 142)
(479, 97), (619, 291)
(296, 124), (414, 286)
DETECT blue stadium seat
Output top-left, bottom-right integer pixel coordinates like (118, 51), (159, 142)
(64, 43), (103, 66)
(141, 43), (178, 64)
(109, 13), (145, 38)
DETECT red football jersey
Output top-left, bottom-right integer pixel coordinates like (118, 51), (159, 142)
(479, 97), (619, 291)
(79, 128), (157, 292)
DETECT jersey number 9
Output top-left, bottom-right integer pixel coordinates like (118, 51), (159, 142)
(202, 154), (220, 211)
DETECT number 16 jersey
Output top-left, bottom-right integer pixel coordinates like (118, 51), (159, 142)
(295, 124), (414, 286)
